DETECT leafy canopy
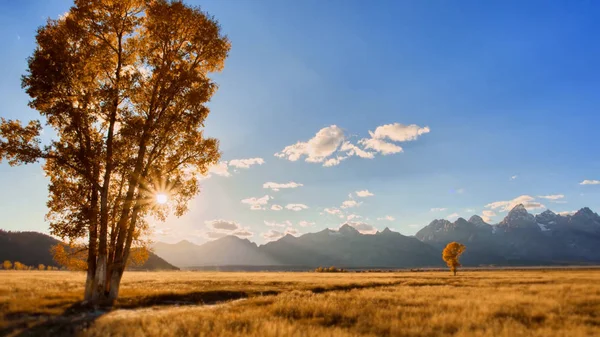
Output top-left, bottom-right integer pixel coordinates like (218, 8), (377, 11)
(442, 242), (466, 275)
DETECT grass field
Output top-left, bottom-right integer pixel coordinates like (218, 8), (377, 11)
(1, 270), (599, 336)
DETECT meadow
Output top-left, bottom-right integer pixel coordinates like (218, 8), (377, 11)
(1, 270), (599, 337)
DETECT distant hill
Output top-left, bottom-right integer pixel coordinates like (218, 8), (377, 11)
(153, 224), (442, 269)
(0, 230), (178, 271)
(153, 236), (279, 267)
(153, 205), (600, 270)
(0, 230), (61, 267)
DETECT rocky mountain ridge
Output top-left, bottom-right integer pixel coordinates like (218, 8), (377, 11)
(153, 205), (600, 269)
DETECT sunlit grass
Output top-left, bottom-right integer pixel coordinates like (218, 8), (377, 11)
(1, 270), (599, 336)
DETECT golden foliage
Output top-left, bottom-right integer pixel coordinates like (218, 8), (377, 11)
(13, 262), (27, 270)
(50, 244), (88, 271)
(37, 264), (45, 271)
(2, 260), (12, 270)
(0, 0), (230, 302)
(442, 242), (466, 275)
(51, 243), (150, 270)
(126, 247), (150, 268)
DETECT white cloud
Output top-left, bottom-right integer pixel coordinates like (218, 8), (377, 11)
(369, 123), (431, 142)
(205, 231), (227, 239)
(358, 138), (403, 155)
(357, 123), (430, 155)
(324, 208), (342, 216)
(538, 194), (565, 201)
(346, 214), (362, 221)
(285, 203), (309, 211)
(262, 230), (284, 240)
(510, 175), (518, 180)
(241, 195), (272, 210)
(205, 219), (241, 231)
(262, 226), (298, 241)
(355, 190), (374, 197)
(154, 227), (172, 237)
(228, 158), (265, 169)
(270, 204), (283, 211)
(580, 180), (600, 185)
(446, 213), (460, 220)
(275, 125), (345, 164)
(323, 156), (348, 167)
(485, 195), (545, 212)
(200, 158), (263, 180)
(205, 162), (231, 178)
(456, 188), (465, 194)
(232, 229), (253, 238)
(263, 181), (303, 191)
(285, 227), (299, 236)
(557, 210), (576, 216)
(264, 220), (292, 228)
(430, 208), (447, 212)
(340, 141), (375, 159)
(341, 199), (361, 209)
(343, 222), (377, 234)
(377, 215), (395, 221)
(275, 123), (429, 166)
(298, 221), (315, 227)
(481, 210), (496, 223)
(204, 219), (254, 239)
(407, 224), (420, 228)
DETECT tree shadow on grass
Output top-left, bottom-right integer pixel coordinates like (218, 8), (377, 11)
(2, 290), (258, 337)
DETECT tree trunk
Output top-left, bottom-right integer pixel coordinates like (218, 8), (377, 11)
(92, 254), (109, 304)
(108, 262), (125, 301)
(84, 268), (96, 302)
(453, 269), (457, 276)
(85, 181), (99, 302)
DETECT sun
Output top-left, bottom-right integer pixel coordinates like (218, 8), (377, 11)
(156, 193), (168, 205)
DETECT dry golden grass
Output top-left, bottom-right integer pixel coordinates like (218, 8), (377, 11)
(1, 270), (599, 336)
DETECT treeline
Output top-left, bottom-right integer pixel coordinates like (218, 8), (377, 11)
(314, 266), (347, 273)
(2, 260), (60, 270)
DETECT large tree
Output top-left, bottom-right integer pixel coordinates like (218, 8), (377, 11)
(0, 0), (229, 304)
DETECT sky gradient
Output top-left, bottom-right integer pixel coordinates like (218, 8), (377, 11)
(1, 0), (600, 244)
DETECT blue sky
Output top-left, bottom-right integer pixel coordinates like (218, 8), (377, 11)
(1, 0), (600, 244)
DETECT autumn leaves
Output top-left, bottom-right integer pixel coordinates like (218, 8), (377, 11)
(443, 242), (466, 276)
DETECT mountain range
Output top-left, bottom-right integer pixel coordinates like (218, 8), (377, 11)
(153, 205), (600, 269)
(3, 204), (599, 270)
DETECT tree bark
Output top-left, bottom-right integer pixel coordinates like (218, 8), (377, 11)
(84, 181), (99, 302)
(108, 262), (125, 301)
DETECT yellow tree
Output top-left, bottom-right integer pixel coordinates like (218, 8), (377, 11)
(442, 242), (466, 276)
(1, 0), (229, 305)
(13, 262), (26, 270)
(51, 243), (149, 271)
(2, 260), (12, 270)
(38, 264), (46, 271)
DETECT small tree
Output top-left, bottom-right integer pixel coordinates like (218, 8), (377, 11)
(2, 260), (12, 270)
(13, 261), (26, 270)
(442, 242), (466, 276)
(38, 264), (46, 271)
